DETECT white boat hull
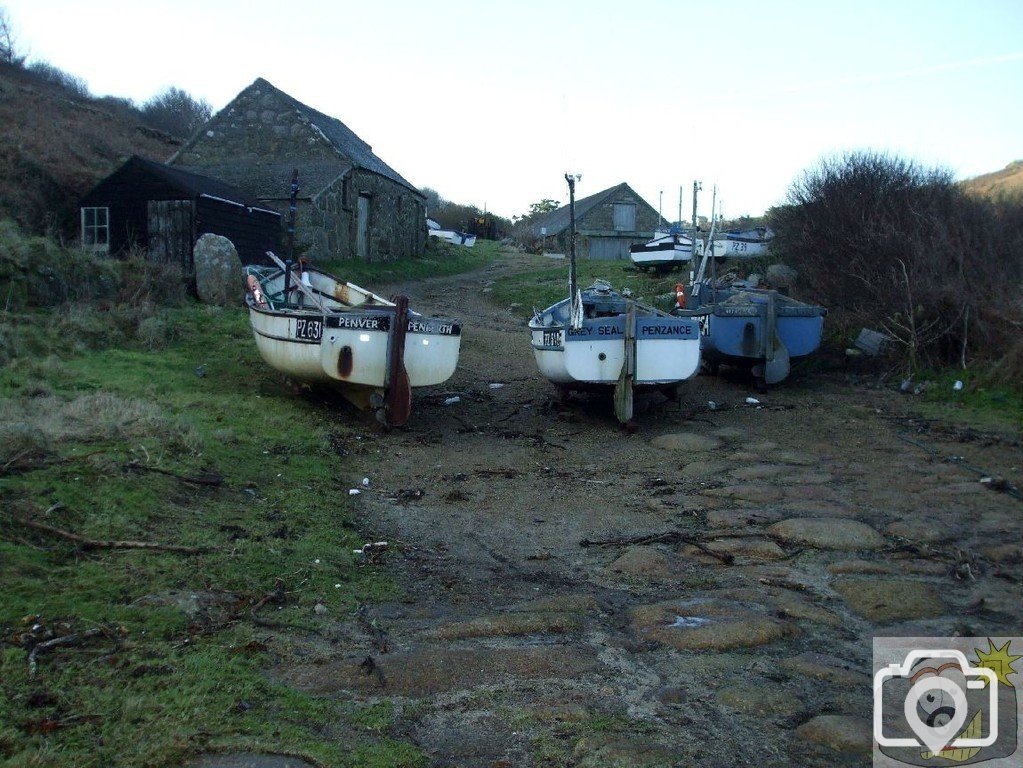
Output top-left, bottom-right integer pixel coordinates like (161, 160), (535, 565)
(629, 233), (700, 269)
(248, 307), (460, 388)
(245, 264), (461, 424)
(529, 317), (700, 386)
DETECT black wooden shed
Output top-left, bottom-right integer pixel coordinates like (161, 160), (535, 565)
(79, 155), (282, 269)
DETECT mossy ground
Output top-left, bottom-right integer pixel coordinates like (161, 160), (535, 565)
(0, 233), (494, 765)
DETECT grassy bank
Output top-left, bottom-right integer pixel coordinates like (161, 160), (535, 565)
(488, 258), (685, 317)
(1, 241), (425, 765)
(320, 238), (501, 288)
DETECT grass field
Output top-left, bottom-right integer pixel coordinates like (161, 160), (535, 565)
(319, 238), (500, 288)
(488, 258), (687, 318)
(0, 307), (424, 766)
(0, 230), (506, 766)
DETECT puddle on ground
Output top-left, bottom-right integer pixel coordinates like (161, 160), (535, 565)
(669, 616), (711, 628)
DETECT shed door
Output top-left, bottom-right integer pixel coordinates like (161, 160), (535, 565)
(356, 195), (371, 260)
(147, 200), (195, 272)
(613, 203), (636, 231)
(588, 238), (629, 260)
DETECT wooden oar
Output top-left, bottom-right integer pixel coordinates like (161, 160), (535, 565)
(266, 251), (329, 313)
(613, 303), (636, 424)
(384, 294), (413, 427)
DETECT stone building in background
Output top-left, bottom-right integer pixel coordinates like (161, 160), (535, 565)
(516, 182), (664, 259)
(170, 77), (426, 262)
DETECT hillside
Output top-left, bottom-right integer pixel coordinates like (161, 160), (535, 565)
(0, 62), (182, 236)
(960, 159), (1023, 199)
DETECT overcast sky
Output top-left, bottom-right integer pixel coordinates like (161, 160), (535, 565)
(5, 0), (1021, 220)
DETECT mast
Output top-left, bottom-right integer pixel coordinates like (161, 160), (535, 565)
(691, 180), (701, 231)
(566, 173), (578, 312)
(283, 169), (299, 298)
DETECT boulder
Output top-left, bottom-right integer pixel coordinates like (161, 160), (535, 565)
(193, 233), (240, 306)
(765, 263), (798, 289)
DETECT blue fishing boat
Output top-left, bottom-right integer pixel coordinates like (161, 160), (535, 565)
(687, 283), (825, 387)
(682, 192), (824, 388)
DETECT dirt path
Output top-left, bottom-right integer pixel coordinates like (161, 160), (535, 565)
(277, 250), (1022, 767)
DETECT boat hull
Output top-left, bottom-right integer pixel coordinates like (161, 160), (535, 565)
(630, 235), (697, 269)
(703, 308), (822, 362)
(248, 306), (460, 389)
(530, 316), (701, 386)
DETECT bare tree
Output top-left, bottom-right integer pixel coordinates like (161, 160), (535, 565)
(0, 5), (24, 65)
(139, 87), (212, 139)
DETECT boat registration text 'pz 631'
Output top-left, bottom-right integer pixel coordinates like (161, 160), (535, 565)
(541, 330), (563, 347)
(294, 318), (323, 341)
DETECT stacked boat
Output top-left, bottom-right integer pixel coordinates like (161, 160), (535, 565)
(629, 227), (702, 272)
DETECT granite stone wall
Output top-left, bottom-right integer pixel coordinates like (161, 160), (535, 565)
(173, 82), (425, 262)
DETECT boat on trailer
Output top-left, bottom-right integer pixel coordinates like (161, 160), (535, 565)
(244, 257), (461, 426)
(529, 174), (701, 423)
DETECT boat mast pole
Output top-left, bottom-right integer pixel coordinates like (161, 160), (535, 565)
(691, 180), (701, 231)
(566, 173), (578, 314)
(284, 168), (299, 299)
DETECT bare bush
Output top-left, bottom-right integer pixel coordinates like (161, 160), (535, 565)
(139, 87), (211, 139)
(25, 60), (89, 97)
(771, 151), (1023, 373)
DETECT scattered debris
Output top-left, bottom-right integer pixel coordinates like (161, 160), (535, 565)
(744, 397), (761, 405)
(953, 380), (964, 391)
(194, 365), (207, 378)
(444, 396), (461, 406)
(489, 383), (505, 389)
(313, 602), (327, 615)
(361, 477), (370, 487)
(348, 488), (361, 496)
(355, 604), (390, 653)
(27, 626), (121, 677)
(353, 541), (389, 564)
(851, 327), (893, 356)
(7, 506), (212, 554)
(394, 488), (424, 503)
(124, 460), (224, 487)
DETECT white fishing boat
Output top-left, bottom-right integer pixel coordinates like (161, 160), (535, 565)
(629, 229), (701, 271)
(713, 226), (774, 258)
(244, 256), (461, 426)
(529, 175), (701, 423)
(428, 229), (477, 247)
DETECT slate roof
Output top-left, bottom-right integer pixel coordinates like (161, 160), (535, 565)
(525, 182), (659, 237)
(172, 78), (421, 199)
(175, 160), (352, 202)
(83, 155), (274, 211)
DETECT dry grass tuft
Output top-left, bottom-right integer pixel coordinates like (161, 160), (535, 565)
(0, 392), (203, 463)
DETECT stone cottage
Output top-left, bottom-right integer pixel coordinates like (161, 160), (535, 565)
(170, 78), (426, 262)
(519, 182), (664, 260)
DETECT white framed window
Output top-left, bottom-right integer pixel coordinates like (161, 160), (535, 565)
(81, 207), (110, 251)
